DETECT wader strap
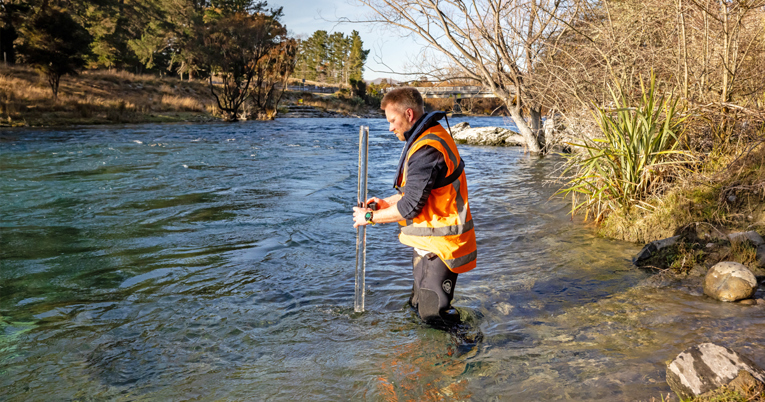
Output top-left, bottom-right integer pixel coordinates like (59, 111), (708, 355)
(434, 159), (464, 189)
(392, 111), (446, 191)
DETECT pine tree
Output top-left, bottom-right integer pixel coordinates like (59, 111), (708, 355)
(348, 30), (368, 82)
(326, 31), (348, 84)
(298, 30), (328, 81)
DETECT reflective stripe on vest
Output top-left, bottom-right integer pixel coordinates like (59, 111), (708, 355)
(397, 123), (477, 273)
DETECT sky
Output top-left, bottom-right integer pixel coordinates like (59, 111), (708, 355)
(271, 0), (425, 82)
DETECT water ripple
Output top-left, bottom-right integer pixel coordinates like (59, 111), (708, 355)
(2, 118), (764, 400)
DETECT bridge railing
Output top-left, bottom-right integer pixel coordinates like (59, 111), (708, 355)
(383, 86), (498, 97)
(278, 84), (340, 93)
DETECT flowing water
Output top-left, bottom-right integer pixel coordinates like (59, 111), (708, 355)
(2, 117), (764, 401)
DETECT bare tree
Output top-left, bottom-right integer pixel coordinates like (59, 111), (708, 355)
(351, 0), (579, 154)
(687, 0), (765, 103)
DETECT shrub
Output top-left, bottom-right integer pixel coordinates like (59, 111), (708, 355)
(557, 73), (691, 222)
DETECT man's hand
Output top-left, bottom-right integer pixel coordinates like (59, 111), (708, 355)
(353, 194), (404, 227)
(353, 206), (372, 228)
(364, 197), (390, 210)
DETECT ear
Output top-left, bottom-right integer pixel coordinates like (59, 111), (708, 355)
(406, 108), (415, 122)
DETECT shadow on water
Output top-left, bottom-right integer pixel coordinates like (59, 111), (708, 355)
(2, 118), (764, 401)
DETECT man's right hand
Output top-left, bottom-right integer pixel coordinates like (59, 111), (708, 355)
(364, 197), (390, 210)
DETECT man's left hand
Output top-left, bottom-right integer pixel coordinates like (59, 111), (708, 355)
(353, 206), (371, 228)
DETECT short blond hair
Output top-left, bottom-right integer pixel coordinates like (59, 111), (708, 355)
(381, 87), (424, 115)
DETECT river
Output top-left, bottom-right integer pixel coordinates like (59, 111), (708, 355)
(2, 117), (764, 401)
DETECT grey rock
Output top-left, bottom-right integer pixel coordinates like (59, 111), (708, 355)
(688, 264), (708, 277)
(637, 271), (679, 288)
(728, 231), (765, 246)
(666, 343), (765, 400)
(633, 235), (682, 265)
(451, 121), (470, 131)
(756, 244), (765, 268)
(703, 261), (758, 302)
(450, 122), (524, 146)
(692, 222), (728, 241)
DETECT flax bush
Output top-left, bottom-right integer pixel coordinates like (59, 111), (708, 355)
(558, 74), (690, 222)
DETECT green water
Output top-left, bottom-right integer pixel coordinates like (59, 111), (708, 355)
(1, 118), (763, 401)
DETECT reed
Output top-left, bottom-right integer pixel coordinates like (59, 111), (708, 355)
(558, 73), (691, 222)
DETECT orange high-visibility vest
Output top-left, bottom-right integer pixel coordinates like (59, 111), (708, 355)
(396, 123), (477, 273)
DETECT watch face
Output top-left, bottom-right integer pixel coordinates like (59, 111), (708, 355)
(365, 212), (372, 220)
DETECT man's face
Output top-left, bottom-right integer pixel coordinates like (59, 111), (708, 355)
(384, 104), (415, 141)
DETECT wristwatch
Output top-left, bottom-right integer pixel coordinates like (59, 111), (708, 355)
(364, 211), (375, 225)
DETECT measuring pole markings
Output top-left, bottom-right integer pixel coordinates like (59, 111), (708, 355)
(355, 125), (370, 313)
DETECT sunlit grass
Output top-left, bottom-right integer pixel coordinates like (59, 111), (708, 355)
(0, 64), (216, 126)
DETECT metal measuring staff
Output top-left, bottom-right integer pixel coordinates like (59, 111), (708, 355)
(355, 125), (370, 313)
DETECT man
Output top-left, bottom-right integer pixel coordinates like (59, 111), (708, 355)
(353, 87), (477, 325)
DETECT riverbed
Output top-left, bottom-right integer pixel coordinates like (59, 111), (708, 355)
(2, 117), (764, 401)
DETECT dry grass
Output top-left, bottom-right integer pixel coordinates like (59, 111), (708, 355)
(160, 95), (205, 112)
(600, 139), (765, 244)
(0, 64), (217, 126)
(282, 91), (372, 116)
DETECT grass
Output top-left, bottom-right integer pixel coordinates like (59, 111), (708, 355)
(557, 71), (765, 244)
(557, 72), (691, 223)
(0, 65), (386, 126)
(281, 90), (378, 116)
(600, 140), (765, 244)
(686, 385), (765, 401)
(0, 65), (217, 127)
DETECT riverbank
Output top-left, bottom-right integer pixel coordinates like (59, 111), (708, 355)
(0, 65), (219, 127)
(0, 66), (507, 128)
(596, 135), (765, 287)
(0, 66), (377, 127)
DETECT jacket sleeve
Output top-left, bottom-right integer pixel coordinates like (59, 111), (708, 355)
(396, 146), (446, 220)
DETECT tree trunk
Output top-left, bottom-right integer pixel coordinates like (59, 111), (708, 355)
(529, 107), (544, 151)
(720, 0), (730, 103)
(47, 72), (60, 101)
(677, 0), (689, 101)
(507, 102), (542, 154)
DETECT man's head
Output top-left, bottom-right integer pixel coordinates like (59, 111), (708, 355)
(381, 87), (425, 141)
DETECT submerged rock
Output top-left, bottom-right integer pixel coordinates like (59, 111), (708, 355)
(449, 122), (525, 146)
(703, 261), (758, 302)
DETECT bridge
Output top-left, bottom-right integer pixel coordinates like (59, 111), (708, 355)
(386, 86), (512, 99)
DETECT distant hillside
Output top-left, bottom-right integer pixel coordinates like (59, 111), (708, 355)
(0, 65), (216, 127)
(366, 77), (401, 85)
(0, 65), (385, 127)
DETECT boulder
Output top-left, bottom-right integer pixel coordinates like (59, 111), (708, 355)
(728, 231), (765, 246)
(666, 343), (765, 400)
(451, 121), (470, 131)
(449, 122), (525, 146)
(703, 261), (758, 302)
(633, 235), (682, 265)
